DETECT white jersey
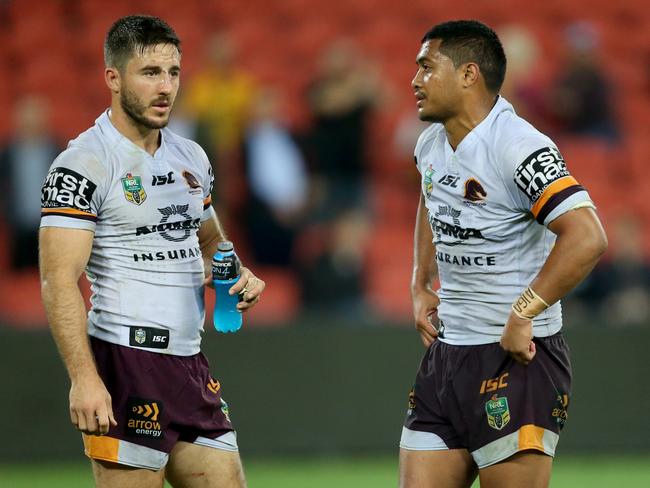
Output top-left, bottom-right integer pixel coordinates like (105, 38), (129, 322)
(415, 97), (592, 345)
(40, 111), (215, 356)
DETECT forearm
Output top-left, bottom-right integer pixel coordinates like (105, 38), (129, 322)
(411, 194), (438, 294)
(42, 277), (97, 382)
(199, 212), (229, 275)
(529, 208), (608, 306)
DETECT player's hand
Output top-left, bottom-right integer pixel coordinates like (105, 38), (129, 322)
(412, 287), (440, 347)
(69, 373), (117, 436)
(229, 267), (265, 312)
(500, 310), (536, 365)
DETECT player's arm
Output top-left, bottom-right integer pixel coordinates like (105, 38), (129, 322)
(411, 193), (441, 347)
(198, 211), (266, 311)
(39, 227), (116, 435)
(501, 207), (607, 364)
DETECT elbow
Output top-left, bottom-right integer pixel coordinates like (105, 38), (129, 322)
(587, 226), (608, 262)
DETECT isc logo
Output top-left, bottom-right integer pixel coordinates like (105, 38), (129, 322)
(152, 171), (175, 186)
(152, 335), (167, 343)
(479, 372), (509, 394)
(438, 175), (460, 188)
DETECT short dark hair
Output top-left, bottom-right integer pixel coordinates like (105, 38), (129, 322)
(104, 15), (181, 71)
(422, 20), (506, 94)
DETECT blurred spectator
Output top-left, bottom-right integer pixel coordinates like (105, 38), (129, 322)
(306, 40), (381, 218)
(0, 96), (59, 270)
(573, 215), (650, 327)
(243, 88), (310, 266)
(184, 32), (254, 209)
(548, 22), (620, 143)
(498, 24), (548, 128)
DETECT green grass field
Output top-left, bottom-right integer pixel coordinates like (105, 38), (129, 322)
(1, 455), (649, 487)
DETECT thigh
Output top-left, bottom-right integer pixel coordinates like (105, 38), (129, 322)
(91, 459), (165, 488)
(165, 441), (246, 488)
(478, 450), (552, 488)
(399, 448), (477, 488)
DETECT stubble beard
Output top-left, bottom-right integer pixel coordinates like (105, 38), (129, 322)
(120, 87), (171, 130)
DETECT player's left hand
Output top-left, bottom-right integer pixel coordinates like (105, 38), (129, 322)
(500, 310), (536, 365)
(230, 267), (265, 311)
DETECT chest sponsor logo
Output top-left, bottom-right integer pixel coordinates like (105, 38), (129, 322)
(151, 171), (175, 186)
(436, 251), (495, 267)
(514, 147), (569, 202)
(41, 167), (97, 212)
(438, 174), (460, 188)
(121, 172), (147, 205)
(423, 166), (435, 197)
(133, 245), (201, 262)
(129, 326), (169, 348)
(126, 397), (163, 439)
(135, 204), (200, 242)
(485, 394), (510, 430)
(464, 178), (487, 205)
(430, 206), (483, 246)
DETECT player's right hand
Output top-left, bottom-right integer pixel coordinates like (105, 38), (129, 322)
(500, 310), (536, 365)
(69, 374), (117, 436)
(412, 287), (440, 347)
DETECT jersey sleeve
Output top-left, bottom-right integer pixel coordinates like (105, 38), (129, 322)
(40, 147), (108, 231)
(195, 144), (216, 222)
(500, 136), (593, 226)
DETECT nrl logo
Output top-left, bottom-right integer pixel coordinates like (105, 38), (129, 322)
(134, 328), (146, 345)
(485, 394), (510, 430)
(122, 172), (147, 206)
(423, 166), (435, 197)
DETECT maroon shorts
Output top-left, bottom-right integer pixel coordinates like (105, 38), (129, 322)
(82, 337), (236, 470)
(400, 333), (571, 468)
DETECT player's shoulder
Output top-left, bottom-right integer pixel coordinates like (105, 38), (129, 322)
(414, 123), (445, 160)
(488, 98), (556, 162)
(162, 128), (209, 166)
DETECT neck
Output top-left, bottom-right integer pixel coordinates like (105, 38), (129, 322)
(444, 95), (498, 150)
(109, 101), (161, 155)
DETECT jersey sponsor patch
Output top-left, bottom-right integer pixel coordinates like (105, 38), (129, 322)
(514, 147), (569, 203)
(41, 167), (97, 217)
(129, 326), (170, 349)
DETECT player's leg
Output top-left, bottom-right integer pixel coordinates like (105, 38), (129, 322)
(478, 450), (552, 488)
(399, 448), (477, 488)
(91, 459), (165, 488)
(165, 441), (246, 488)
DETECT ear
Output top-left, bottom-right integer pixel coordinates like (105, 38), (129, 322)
(461, 62), (480, 88)
(105, 67), (121, 94)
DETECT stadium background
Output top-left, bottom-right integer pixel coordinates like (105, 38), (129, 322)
(0, 0), (648, 486)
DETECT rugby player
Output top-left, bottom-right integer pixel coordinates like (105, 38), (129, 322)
(399, 20), (607, 488)
(39, 16), (264, 487)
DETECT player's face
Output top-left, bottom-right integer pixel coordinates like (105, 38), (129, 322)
(411, 40), (462, 123)
(119, 43), (180, 130)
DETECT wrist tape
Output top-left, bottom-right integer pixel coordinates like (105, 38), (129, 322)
(512, 286), (550, 320)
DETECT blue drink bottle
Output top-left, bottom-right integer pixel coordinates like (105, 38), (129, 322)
(212, 241), (242, 333)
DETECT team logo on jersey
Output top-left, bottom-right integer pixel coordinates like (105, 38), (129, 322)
(485, 394), (510, 430)
(464, 178), (487, 203)
(41, 167), (97, 214)
(423, 166), (435, 197)
(121, 172), (147, 205)
(514, 147), (569, 203)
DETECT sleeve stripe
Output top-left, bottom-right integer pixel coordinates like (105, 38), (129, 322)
(203, 195), (212, 210)
(535, 185), (586, 224)
(41, 208), (98, 222)
(530, 176), (579, 217)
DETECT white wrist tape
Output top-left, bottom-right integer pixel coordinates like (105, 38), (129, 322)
(512, 286), (550, 320)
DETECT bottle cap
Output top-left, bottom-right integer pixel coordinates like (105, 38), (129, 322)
(217, 241), (234, 252)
